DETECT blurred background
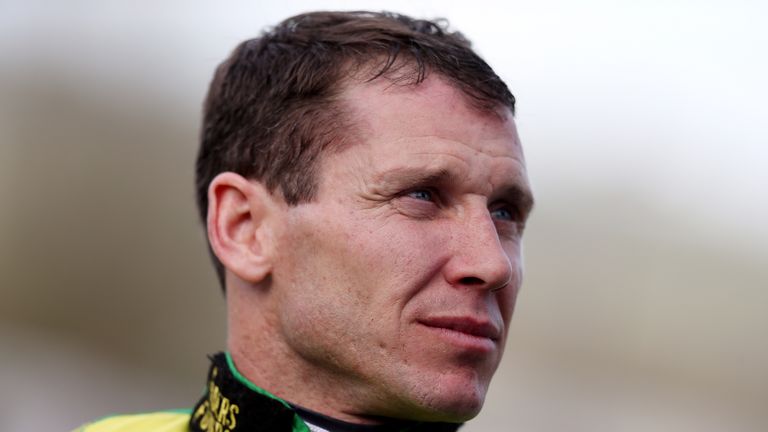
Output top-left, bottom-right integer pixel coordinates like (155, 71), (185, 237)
(1, 1), (766, 431)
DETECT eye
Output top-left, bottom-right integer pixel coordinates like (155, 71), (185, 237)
(490, 207), (514, 221)
(406, 189), (434, 202)
(396, 188), (441, 219)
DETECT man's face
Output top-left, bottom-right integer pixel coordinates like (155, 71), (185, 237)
(270, 75), (533, 422)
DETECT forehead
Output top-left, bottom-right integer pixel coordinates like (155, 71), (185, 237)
(333, 75), (528, 194)
(343, 75), (517, 147)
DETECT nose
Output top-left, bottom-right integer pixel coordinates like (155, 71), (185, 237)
(444, 208), (515, 292)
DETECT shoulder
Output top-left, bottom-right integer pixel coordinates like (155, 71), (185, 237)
(74, 409), (191, 432)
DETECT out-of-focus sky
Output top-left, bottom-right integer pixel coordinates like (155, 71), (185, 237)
(1, 1), (766, 431)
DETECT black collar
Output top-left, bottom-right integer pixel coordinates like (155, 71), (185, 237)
(190, 352), (300, 431)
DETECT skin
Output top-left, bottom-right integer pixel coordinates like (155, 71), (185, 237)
(208, 75), (534, 424)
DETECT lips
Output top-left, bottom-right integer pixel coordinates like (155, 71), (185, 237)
(418, 316), (501, 341)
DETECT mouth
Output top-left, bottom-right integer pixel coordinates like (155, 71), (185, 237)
(417, 316), (501, 353)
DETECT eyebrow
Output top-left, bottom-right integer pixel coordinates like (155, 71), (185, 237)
(372, 167), (459, 189)
(500, 183), (536, 219)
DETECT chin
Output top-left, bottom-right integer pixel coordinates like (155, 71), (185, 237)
(400, 374), (489, 423)
(429, 391), (485, 422)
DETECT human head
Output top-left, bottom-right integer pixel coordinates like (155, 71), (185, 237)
(198, 9), (533, 426)
(195, 10), (516, 289)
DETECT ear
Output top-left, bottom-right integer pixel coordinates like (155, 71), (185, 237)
(207, 172), (282, 285)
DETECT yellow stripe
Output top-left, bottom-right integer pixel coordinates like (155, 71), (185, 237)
(76, 411), (189, 432)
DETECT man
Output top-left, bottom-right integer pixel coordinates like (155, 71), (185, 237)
(78, 10), (533, 432)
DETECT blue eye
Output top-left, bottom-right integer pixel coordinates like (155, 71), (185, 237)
(490, 207), (514, 221)
(407, 189), (434, 201)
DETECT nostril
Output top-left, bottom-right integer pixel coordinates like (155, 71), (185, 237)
(459, 276), (484, 286)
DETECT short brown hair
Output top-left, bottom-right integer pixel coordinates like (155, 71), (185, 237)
(196, 10), (516, 289)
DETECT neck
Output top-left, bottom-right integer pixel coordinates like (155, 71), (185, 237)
(227, 337), (384, 425)
(227, 284), (384, 425)
(190, 353), (462, 432)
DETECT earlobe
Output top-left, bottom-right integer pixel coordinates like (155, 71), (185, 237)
(207, 172), (280, 285)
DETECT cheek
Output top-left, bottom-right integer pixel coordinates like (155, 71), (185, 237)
(274, 214), (405, 332)
(497, 281), (519, 326)
(345, 215), (443, 284)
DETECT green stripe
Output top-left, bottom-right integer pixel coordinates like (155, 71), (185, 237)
(224, 352), (311, 432)
(164, 408), (193, 414)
